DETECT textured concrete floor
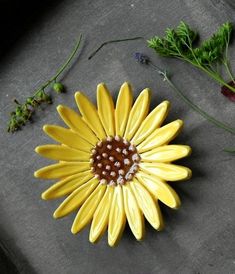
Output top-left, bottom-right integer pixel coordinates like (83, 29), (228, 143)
(0, 0), (235, 273)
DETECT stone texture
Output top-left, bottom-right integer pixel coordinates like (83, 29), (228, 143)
(0, 0), (234, 273)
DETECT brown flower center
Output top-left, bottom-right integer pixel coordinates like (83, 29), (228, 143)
(90, 136), (140, 186)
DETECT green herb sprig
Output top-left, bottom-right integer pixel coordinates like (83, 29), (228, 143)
(7, 34), (82, 133)
(148, 21), (235, 94)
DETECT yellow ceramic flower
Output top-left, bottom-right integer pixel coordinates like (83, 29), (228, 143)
(34, 82), (191, 247)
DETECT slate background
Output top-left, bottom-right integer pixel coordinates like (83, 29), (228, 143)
(0, 0), (235, 273)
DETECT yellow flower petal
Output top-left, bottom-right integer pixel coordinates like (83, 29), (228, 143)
(108, 185), (126, 247)
(115, 82), (133, 137)
(53, 177), (99, 218)
(57, 105), (98, 145)
(34, 83), (193, 247)
(35, 145), (90, 162)
(75, 92), (106, 140)
(140, 145), (191, 163)
(43, 125), (93, 152)
(71, 184), (106, 234)
(97, 83), (115, 136)
(34, 162), (90, 179)
(132, 101), (170, 145)
(140, 162), (192, 181)
(41, 171), (93, 200)
(137, 120), (183, 153)
(130, 179), (164, 230)
(124, 88), (150, 140)
(136, 172), (181, 209)
(122, 184), (144, 241)
(89, 186), (114, 243)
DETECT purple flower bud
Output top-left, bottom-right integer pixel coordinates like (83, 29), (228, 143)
(134, 52), (150, 64)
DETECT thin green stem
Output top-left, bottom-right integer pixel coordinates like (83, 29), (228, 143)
(189, 23), (235, 90)
(185, 58), (235, 93)
(88, 37), (143, 60)
(223, 31), (235, 83)
(207, 63), (219, 75)
(167, 46), (235, 93)
(31, 35), (83, 98)
(182, 38), (201, 67)
(42, 34), (82, 92)
(223, 60), (235, 84)
(7, 34), (83, 133)
(224, 148), (235, 153)
(167, 48), (235, 93)
(30, 34), (83, 98)
(53, 34), (82, 81)
(149, 62), (235, 134)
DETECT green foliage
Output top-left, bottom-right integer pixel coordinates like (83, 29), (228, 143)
(7, 92), (52, 133)
(148, 21), (235, 93)
(148, 21), (232, 61)
(148, 21), (198, 57)
(194, 22), (232, 64)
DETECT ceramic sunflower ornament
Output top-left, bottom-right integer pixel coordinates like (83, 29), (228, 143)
(34, 82), (192, 247)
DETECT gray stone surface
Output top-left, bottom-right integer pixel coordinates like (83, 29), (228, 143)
(0, 0), (235, 273)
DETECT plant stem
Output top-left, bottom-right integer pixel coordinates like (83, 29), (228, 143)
(172, 42), (235, 93)
(186, 59), (235, 93)
(88, 37), (143, 60)
(223, 60), (235, 84)
(149, 62), (235, 134)
(53, 35), (83, 81)
(176, 38), (221, 81)
(223, 35), (235, 84)
(7, 34), (83, 133)
(224, 148), (235, 153)
(40, 34), (83, 92)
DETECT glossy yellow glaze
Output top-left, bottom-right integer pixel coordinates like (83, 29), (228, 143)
(140, 145), (191, 162)
(71, 184), (106, 234)
(97, 83), (115, 136)
(115, 82), (133, 136)
(130, 179), (164, 230)
(124, 88), (150, 140)
(108, 185), (126, 247)
(137, 120), (183, 153)
(56, 105), (98, 145)
(34, 161), (90, 179)
(136, 172), (181, 209)
(131, 100), (170, 145)
(53, 178), (99, 218)
(89, 186), (114, 243)
(43, 125), (93, 152)
(140, 162), (192, 181)
(41, 171), (93, 200)
(75, 92), (106, 140)
(35, 145), (90, 162)
(34, 82), (192, 247)
(123, 183), (144, 241)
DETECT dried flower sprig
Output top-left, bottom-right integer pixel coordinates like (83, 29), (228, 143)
(134, 53), (235, 152)
(7, 34), (82, 133)
(148, 22), (235, 100)
(88, 36), (143, 60)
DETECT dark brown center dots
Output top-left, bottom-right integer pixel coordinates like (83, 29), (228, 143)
(90, 136), (141, 186)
